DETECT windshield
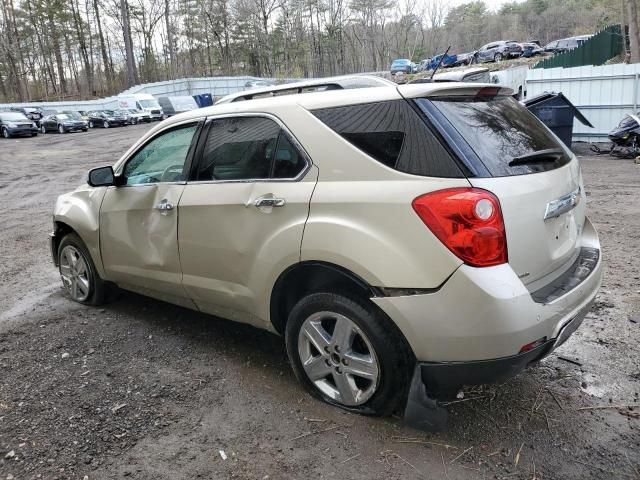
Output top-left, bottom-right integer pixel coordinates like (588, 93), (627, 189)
(57, 114), (70, 120)
(392, 59), (410, 65)
(63, 111), (82, 119)
(0, 112), (29, 121)
(420, 95), (570, 176)
(103, 110), (115, 115)
(139, 99), (160, 108)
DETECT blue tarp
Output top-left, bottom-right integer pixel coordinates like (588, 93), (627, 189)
(427, 54), (457, 70)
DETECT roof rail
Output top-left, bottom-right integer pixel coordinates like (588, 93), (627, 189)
(216, 75), (394, 104)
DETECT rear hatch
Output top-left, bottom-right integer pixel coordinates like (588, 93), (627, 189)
(412, 91), (585, 288)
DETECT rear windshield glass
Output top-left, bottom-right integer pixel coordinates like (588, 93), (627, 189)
(421, 96), (570, 176)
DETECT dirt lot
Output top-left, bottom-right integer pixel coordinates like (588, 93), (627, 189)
(0, 125), (639, 480)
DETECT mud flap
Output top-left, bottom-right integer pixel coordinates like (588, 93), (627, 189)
(403, 365), (448, 432)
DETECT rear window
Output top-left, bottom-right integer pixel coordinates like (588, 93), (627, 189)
(312, 100), (463, 178)
(419, 96), (570, 177)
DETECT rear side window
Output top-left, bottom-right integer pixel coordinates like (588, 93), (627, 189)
(313, 100), (463, 178)
(420, 95), (570, 177)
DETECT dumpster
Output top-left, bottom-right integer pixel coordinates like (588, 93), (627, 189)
(523, 92), (593, 147)
(193, 93), (213, 108)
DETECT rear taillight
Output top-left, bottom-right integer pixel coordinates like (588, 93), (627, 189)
(412, 188), (507, 268)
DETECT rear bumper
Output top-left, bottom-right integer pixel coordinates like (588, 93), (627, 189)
(372, 216), (602, 363)
(418, 302), (591, 398)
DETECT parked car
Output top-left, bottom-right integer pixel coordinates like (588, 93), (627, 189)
(476, 41), (523, 62)
(520, 42), (544, 57)
(0, 111), (38, 138)
(544, 35), (593, 54)
(417, 58), (431, 72)
(61, 110), (90, 122)
(453, 52), (476, 66)
(40, 113), (88, 134)
(113, 109), (137, 125)
(10, 106), (43, 126)
(425, 54), (458, 70)
(87, 110), (128, 128)
(245, 80), (275, 89)
(50, 79), (602, 425)
(117, 94), (164, 121)
(127, 109), (151, 123)
(157, 96), (199, 117)
(390, 58), (417, 74)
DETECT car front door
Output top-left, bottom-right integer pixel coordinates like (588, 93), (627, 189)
(178, 114), (318, 327)
(99, 120), (202, 306)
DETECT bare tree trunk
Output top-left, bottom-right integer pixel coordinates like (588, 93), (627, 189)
(46, 1), (68, 95)
(121, 0), (138, 86)
(93, 0), (112, 90)
(627, 0), (640, 63)
(165, 0), (175, 77)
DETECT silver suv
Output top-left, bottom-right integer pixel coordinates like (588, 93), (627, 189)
(50, 79), (602, 425)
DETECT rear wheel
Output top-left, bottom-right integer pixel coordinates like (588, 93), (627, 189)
(285, 292), (411, 416)
(58, 233), (108, 305)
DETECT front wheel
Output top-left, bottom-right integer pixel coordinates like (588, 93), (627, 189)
(2, 127), (10, 139)
(41, 125), (47, 134)
(494, 53), (503, 62)
(103, 121), (109, 128)
(58, 233), (108, 305)
(285, 292), (411, 416)
(58, 124), (65, 134)
(88, 121), (94, 128)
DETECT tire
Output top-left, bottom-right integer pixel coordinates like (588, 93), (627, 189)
(32, 133), (37, 137)
(83, 128), (88, 132)
(41, 125), (47, 134)
(2, 127), (9, 139)
(58, 124), (65, 134)
(88, 121), (94, 128)
(57, 233), (108, 306)
(494, 52), (503, 62)
(285, 292), (412, 416)
(103, 121), (109, 128)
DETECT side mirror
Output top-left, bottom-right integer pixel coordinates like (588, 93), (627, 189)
(88, 166), (116, 187)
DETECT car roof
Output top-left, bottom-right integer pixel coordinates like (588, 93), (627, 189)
(165, 82), (513, 124)
(216, 74), (395, 104)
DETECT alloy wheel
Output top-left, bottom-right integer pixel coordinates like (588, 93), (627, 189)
(41, 125), (46, 134)
(59, 245), (91, 302)
(58, 124), (64, 134)
(103, 121), (109, 128)
(297, 311), (380, 406)
(2, 127), (8, 138)
(89, 121), (94, 128)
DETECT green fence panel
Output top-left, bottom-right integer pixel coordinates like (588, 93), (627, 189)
(533, 25), (623, 69)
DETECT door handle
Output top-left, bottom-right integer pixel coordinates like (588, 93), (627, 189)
(254, 196), (286, 208)
(154, 201), (175, 211)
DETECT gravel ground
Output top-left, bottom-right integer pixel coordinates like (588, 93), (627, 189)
(0, 125), (639, 480)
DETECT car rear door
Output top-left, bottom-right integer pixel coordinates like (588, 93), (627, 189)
(99, 120), (202, 306)
(177, 114), (317, 327)
(411, 91), (588, 290)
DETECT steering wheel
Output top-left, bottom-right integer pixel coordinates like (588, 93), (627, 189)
(160, 164), (184, 182)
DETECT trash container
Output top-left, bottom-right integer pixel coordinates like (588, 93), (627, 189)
(523, 92), (593, 147)
(193, 93), (213, 108)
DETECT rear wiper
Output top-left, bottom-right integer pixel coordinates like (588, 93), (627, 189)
(508, 148), (565, 166)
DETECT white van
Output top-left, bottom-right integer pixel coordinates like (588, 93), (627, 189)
(117, 93), (164, 121)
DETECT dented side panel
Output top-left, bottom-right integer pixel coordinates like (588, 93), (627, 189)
(54, 185), (107, 278)
(99, 183), (189, 299)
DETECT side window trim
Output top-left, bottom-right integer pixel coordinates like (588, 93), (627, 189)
(186, 112), (312, 184)
(116, 119), (204, 187)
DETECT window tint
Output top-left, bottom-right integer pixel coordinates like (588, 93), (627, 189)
(272, 133), (307, 179)
(124, 124), (197, 185)
(196, 117), (306, 181)
(197, 117), (279, 181)
(313, 100), (462, 178)
(422, 96), (570, 177)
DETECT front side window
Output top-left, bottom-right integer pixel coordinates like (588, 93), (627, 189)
(196, 116), (307, 181)
(124, 124), (198, 185)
